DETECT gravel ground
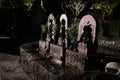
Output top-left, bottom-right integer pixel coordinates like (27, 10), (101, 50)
(0, 53), (31, 80)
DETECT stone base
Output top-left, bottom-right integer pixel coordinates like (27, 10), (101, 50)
(20, 41), (86, 80)
(78, 43), (87, 56)
(39, 40), (86, 72)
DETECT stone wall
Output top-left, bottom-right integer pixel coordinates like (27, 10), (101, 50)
(39, 40), (86, 72)
(98, 39), (120, 57)
(66, 50), (86, 72)
(20, 41), (86, 80)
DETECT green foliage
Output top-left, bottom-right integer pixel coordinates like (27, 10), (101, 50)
(68, 18), (78, 42)
(23, 0), (34, 11)
(1, 0), (35, 12)
(52, 24), (57, 37)
(108, 22), (120, 38)
(41, 24), (58, 36)
(0, 0), (2, 8)
(62, 0), (88, 16)
(41, 24), (46, 34)
(91, 1), (119, 15)
(99, 21), (120, 40)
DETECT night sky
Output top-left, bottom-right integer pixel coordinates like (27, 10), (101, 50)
(42, 0), (63, 15)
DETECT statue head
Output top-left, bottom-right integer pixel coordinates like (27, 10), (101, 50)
(49, 19), (53, 24)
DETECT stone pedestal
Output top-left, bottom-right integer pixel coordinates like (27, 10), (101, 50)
(78, 43), (87, 56)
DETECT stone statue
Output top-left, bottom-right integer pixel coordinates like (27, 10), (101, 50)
(60, 19), (66, 67)
(45, 13), (56, 53)
(58, 14), (68, 48)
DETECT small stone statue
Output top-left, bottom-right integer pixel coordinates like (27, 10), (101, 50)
(45, 19), (54, 53)
(58, 14), (68, 48)
(60, 19), (66, 67)
(61, 19), (66, 43)
(47, 19), (54, 42)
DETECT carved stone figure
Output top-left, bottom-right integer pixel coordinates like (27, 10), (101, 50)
(58, 14), (68, 48)
(45, 13), (56, 52)
(47, 13), (56, 41)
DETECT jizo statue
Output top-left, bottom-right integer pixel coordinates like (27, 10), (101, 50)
(47, 13), (56, 42)
(58, 14), (68, 48)
(60, 19), (66, 67)
(45, 13), (56, 53)
(58, 14), (69, 67)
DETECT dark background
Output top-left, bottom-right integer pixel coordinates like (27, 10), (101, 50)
(0, 0), (120, 54)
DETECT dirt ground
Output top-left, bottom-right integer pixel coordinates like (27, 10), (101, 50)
(0, 53), (31, 80)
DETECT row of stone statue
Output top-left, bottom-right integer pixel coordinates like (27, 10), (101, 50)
(44, 13), (97, 55)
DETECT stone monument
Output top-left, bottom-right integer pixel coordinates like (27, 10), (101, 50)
(77, 14), (96, 55)
(58, 14), (68, 48)
(45, 13), (56, 53)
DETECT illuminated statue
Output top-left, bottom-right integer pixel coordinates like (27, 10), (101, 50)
(45, 13), (56, 52)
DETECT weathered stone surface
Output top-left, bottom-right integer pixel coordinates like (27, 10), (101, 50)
(98, 39), (120, 49)
(0, 54), (30, 80)
(66, 49), (86, 72)
(39, 40), (86, 72)
(20, 41), (86, 80)
(97, 39), (120, 58)
(78, 43), (87, 54)
(91, 72), (120, 80)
